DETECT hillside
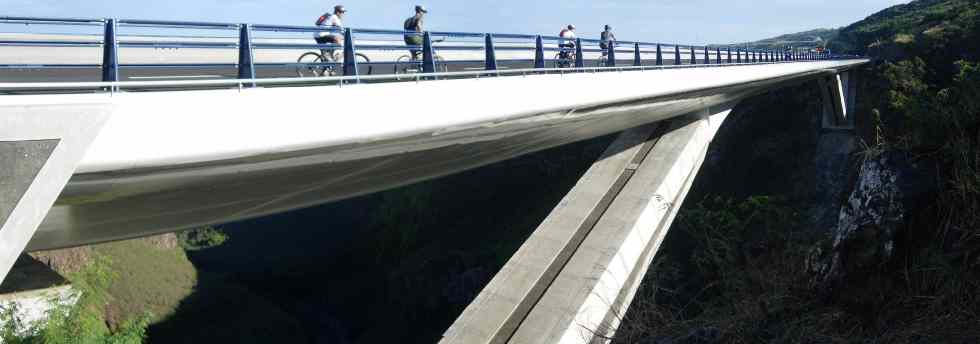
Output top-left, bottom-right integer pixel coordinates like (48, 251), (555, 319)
(742, 28), (840, 50)
(829, 0), (980, 57)
(616, 0), (980, 342)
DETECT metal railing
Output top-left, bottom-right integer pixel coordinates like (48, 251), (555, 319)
(0, 15), (853, 91)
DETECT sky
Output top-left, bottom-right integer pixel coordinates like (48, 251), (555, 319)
(4, 0), (909, 44)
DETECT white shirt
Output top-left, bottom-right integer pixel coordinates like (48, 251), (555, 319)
(315, 14), (343, 38)
(559, 29), (576, 40)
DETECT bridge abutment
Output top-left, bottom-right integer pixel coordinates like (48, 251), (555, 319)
(0, 103), (110, 284)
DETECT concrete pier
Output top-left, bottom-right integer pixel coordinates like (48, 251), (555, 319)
(443, 104), (733, 344)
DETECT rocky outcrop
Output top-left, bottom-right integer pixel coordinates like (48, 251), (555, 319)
(814, 151), (934, 285)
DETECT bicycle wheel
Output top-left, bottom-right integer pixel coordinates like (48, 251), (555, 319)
(355, 53), (373, 75)
(552, 53), (563, 68)
(434, 55), (448, 73)
(296, 52), (326, 77)
(395, 55), (415, 74)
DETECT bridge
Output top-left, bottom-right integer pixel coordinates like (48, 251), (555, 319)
(0, 15), (867, 343)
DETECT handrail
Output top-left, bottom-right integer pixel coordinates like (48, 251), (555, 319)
(117, 19), (238, 29)
(0, 16), (103, 25)
(0, 59), (862, 91)
(0, 14), (851, 90)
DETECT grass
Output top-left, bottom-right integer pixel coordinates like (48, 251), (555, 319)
(91, 240), (196, 328)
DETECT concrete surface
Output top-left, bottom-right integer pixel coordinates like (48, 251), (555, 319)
(0, 103), (110, 285)
(442, 122), (666, 344)
(443, 104), (732, 344)
(508, 106), (731, 344)
(0, 140), (58, 227)
(1, 59), (867, 251)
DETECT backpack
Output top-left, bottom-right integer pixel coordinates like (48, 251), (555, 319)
(404, 16), (419, 31)
(316, 13), (330, 26)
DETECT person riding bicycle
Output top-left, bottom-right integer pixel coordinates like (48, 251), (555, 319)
(314, 5), (346, 60)
(403, 5), (427, 59)
(600, 24), (616, 56)
(558, 24), (576, 61)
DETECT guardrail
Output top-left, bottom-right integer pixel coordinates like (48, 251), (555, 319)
(0, 15), (852, 90)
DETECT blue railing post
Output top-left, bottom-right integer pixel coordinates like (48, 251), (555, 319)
(674, 45), (681, 65)
(656, 44), (663, 66)
(533, 35), (544, 69)
(703, 46), (709, 64)
(575, 38), (584, 68)
(237, 23), (255, 85)
(690, 46), (696, 64)
(422, 31), (436, 73)
(633, 42), (641, 67)
(606, 41), (616, 67)
(342, 28), (358, 78)
(716, 48), (721, 64)
(727, 47), (732, 64)
(484, 33), (497, 71)
(736, 48), (741, 63)
(101, 18), (119, 83)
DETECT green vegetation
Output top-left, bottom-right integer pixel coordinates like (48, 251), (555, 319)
(829, 0), (979, 61)
(617, 0), (980, 342)
(93, 239), (196, 328)
(1, 255), (150, 344)
(177, 226), (228, 251)
(741, 28), (840, 50)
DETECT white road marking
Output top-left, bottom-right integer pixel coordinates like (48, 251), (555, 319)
(463, 66), (511, 71)
(128, 75), (224, 80)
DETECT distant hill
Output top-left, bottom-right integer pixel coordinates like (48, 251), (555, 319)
(828, 0), (980, 55)
(740, 28), (841, 50)
(728, 0), (979, 57)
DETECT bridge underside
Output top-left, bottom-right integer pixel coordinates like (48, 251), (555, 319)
(5, 61), (864, 252)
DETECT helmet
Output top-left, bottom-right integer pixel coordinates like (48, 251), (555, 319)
(334, 5), (346, 13)
(604, 25), (611, 30)
(567, 24), (575, 30)
(415, 5), (428, 13)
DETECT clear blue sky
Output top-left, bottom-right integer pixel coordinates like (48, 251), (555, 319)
(5, 0), (908, 44)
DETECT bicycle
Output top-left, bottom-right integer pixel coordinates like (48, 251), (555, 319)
(394, 38), (448, 74)
(595, 42), (618, 67)
(296, 49), (372, 77)
(553, 48), (577, 68)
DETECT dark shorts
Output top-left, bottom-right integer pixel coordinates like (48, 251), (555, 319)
(315, 35), (342, 45)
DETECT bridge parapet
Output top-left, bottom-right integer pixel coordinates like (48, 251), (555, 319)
(0, 15), (850, 90)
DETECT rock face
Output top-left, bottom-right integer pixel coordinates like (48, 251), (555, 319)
(818, 152), (907, 284)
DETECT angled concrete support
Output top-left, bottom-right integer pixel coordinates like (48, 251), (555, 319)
(817, 70), (857, 129)
(0, 104), (111, 284)
(442, 104), (734, 344)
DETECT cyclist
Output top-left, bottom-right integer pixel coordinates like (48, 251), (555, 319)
(314, 5), (346, 60)
(558, 24), (576, 61)
(600, 25), (616, 56)
(403, 5), (427, 59)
